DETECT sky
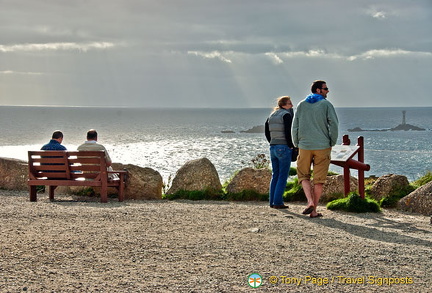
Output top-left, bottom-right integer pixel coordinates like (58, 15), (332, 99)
(1, 0), (431, 108)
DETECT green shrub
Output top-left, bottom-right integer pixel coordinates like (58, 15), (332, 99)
(222, 170), (240, 191)
(378, 171), (431, 208)
(379, 184), (416, 208)
(162, 174), (173, 194)
(364, 185), (373, 197)
(412, 171), (432, 188)
(364, 175), (379, 186)
(284, 177), (306, 202)
(327, 193), (380, 213)
(380, 196), (401, 208)
(249, 153), (270, 169)
(289, 167), (297, 176)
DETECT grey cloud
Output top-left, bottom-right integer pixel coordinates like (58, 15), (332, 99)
(1, 0), (431, 108)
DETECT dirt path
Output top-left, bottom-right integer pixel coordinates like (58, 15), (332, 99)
(0, 191), (431, 292)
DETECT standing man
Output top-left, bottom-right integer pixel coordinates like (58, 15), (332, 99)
(292, 80), (339, 218)
(77, 129), (112, 166)
(41, 130), (67, 150)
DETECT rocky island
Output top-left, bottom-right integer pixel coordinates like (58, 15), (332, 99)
(240, 125), (264, 133)
(348, 110), (426, 132)
(221, 125), (265, 134)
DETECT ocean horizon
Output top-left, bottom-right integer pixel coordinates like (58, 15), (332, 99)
(0, 106), (431, 183)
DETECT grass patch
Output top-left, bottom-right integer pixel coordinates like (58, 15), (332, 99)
(327, 193), (380, 213)
(163, 189), (224, 200)
(364, 175), (379, 186)
(379, 184), (416, 208)
(74, 187), (96, 197)
(225, 190), (268, 201)
(412, 171), (432, 188)
(323, 192), (345, 203)
(284, 177), (306, 202)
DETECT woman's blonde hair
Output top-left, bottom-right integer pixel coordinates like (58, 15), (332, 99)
(273, 96), (291, 111)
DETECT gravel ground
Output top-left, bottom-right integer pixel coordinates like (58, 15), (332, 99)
(0, 190), (431, 292)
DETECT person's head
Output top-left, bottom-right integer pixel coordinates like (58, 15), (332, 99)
(311, 80), (329, 97)
(274, 96), (293, 111)
(86, 129), (98, 141)
(51, 130), (63, 142)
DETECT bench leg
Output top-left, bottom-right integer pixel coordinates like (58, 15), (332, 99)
(49, 186), (57, 201)
(100, 185), (108, 203)
(30, 186), (37, 202)
(118, 189), (124, 202)
(118, 177), (125, 202)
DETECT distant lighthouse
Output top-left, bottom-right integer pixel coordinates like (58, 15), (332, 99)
(402, 110), (406, 125)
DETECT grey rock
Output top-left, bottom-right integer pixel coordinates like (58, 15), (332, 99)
(320, 175), (358, 203)
(116, 163), (163, 200)
(398, 181), (432, 216)
(226, 167), (271, 195)
(166, 158), (222, 195)
(369, 174), (410, 201)
(71, 163), (163, 200)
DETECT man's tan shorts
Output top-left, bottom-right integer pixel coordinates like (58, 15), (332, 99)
(297, 148), (331, 184)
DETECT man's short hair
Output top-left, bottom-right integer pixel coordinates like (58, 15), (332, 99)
(52, 130), (63, 139)
(311, 80), (327, 93)
(87, 129), (98, 140)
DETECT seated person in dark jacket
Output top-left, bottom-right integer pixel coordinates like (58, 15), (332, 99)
(41, 130), (67, 150)
(40, 130), (67, 175)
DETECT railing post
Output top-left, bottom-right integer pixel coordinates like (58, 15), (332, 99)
(357, 136), (366, 199)
(342, 134), (350, 145)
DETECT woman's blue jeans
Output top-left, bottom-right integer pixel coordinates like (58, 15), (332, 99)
(269, 145), (292, 206)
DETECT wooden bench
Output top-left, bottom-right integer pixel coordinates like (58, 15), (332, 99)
(28, 151), (127, 203)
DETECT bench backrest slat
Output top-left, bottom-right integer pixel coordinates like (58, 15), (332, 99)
(70, 173), (100, 180)
(35, 172), (70, 179)
(28, 151), (108, 181)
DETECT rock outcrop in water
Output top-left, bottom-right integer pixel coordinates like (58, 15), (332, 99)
(390, 123), (425, 131)
(348, 110), (426, 132)
(240, 125), (264, 133)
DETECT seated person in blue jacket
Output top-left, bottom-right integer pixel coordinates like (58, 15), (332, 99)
(41, 130), (67, 150)
(40, 130), (67, 176)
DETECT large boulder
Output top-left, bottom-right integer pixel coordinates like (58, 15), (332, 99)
(118, 163), (163, 200)
(0, 157), (163, 200)
(65, 163), (163, 200)
(369, 174), (410, 201)
(0, 157), (28, 190)
(166, 158), (222, 195)
(398, 181), (432, 215)
(320, 175), (358, 203)
(226, 167), (272, 194)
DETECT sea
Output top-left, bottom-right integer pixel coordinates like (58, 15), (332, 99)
(0, 106), (431, 183)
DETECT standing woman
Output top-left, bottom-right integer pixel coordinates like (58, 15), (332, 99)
(265, 96), (295, 209)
